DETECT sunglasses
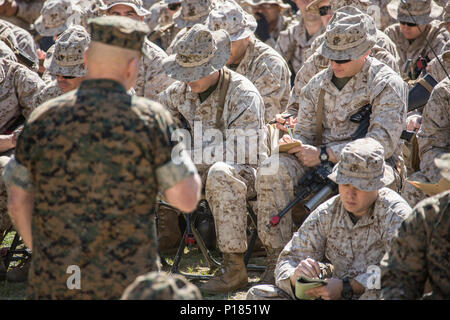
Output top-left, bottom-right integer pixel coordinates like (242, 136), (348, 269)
(399, 21), (417, 27)
(168, 3), (181, 11)
(331, 59), (351, 64)
(59, 75), (76, 79)
(318, 5), (331, 16)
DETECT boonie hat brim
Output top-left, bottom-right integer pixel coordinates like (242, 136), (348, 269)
(162, 29), (231, 82)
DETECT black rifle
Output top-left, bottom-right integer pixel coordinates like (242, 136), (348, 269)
(268, 103), (372, 227)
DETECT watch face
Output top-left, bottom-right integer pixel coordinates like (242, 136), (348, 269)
(321, 154), (327, 161)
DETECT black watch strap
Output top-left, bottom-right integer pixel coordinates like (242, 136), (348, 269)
(341, 277), (353, 300)
(320, 146), (329, 163)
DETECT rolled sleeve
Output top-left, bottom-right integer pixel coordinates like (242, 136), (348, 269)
(155, 149), (197, 192)
(2, 156), (33, 192)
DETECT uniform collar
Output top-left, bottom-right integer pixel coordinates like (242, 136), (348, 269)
(78, 78), (128, 94)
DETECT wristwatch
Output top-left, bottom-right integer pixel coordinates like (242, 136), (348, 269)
(341, 277), (353, 300)
(319, 146), (329, 163)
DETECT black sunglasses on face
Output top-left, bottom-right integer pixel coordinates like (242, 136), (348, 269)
(168, 3), (181, 11)
(318, 5), (331, 16)
(399, 21), (417, 27)
(59, 75), (76, 79)
(331, 59), (351, 64)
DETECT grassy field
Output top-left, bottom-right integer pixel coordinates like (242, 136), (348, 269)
(0, 231), (265, 300)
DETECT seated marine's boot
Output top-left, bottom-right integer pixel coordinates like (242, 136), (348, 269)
(199, 253), (248, 294)
(258, 247), (281, 285)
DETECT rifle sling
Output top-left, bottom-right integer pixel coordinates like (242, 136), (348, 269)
(417, 77), (434, 94)
(315, 88), (325, 146)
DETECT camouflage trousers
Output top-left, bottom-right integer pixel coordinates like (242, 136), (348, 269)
(204, 162), (257, 254)
(256, 153), (307, 250)
(255, 152), (403, 250)
(401, 171), (432, 208)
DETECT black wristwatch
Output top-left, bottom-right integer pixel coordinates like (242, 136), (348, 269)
(341, 277), (353, 300)
(319, 146), (329, 163)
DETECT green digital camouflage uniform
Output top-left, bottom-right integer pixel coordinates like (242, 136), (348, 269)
(380, 190), (450, 299)
(121, 271), (202, 300)
(3, 16), (197, 299)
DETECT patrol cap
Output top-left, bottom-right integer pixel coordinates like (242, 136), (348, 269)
(387, 0), (443, 25)
(317, 5), (377, 60)
(207, 0), (257, 42)
(121, 271), (202, 300)
(87, 15), (150, 57)
(435, 153), (450, 181)
(99, 0), (151, 17)
(328, 138), (394, 191)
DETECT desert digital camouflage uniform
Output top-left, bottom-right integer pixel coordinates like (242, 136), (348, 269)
(121, 271), (202, 300)
(207, 1), (291, 123)
(134, 39), (174, 99)
(244, 0), (294, 48)
(165, 0), (212, 55)
(380, 153), (449, 300)
(0, 38), (17, 61)
(34, 0), (86, 37)
(0, 19), (39, 71)
(256, 8), (407, 258)
(401, 77), (450, 207)
(0, 57), (46, 246)
(384, 0), (449, 79)
(0, 0), (44, 30)
(159, 71), (267, 253)
(159, 24), (268, 255)
(100, 0), (174, 99)
(247, 139), (412, 300)
(147, 0), (182, 51)
(426, 50), (450, 83)
(385, 21), (449, 79)
(368, 0), (396, 31)
(275, 11), (325, 76)
(286, 45), (400, 116)
(3, 15), (198, 300)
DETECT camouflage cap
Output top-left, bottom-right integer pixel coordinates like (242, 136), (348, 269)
(34, 0), (82, 37)
(435, 153), (450, 181)
(44, 25), (90, 78)
(163, 23), (231, 82)
(121, 272), (202, 300)
(99, 0), (151, 17)
(173, 0), (212, 28)
(88, 15), (150, 57)
(317, 5), (377, 60)
(328, 138), (394, 191)
(244, 0), (291, 11)
(207, 0), (257, 42)
(387, 0), (443, 25)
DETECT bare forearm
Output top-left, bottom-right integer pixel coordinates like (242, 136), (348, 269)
(7, 185), (34, 250)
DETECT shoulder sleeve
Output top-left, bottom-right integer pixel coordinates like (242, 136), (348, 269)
(146, 102), (197, 192)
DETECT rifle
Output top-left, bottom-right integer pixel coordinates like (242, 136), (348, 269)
(268, 103), (372, 227)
